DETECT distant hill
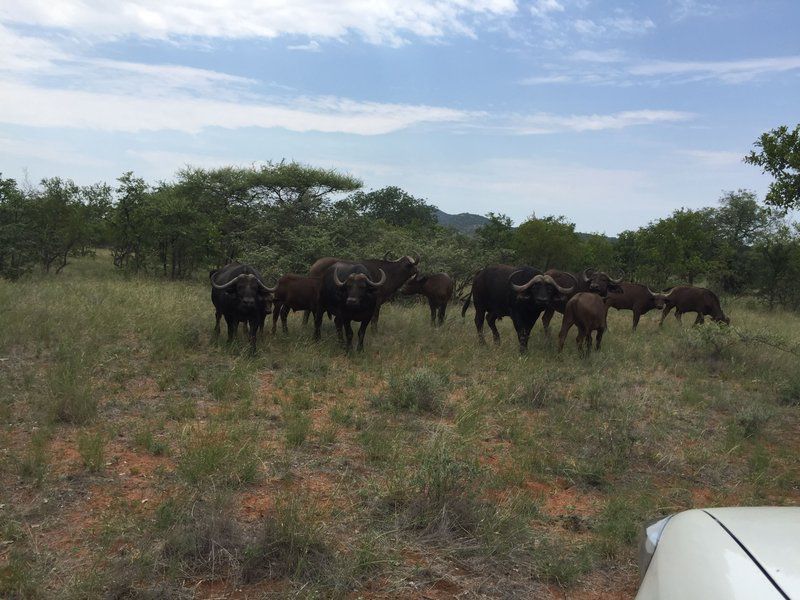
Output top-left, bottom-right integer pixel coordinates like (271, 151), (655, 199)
(435, 209), (491, 234)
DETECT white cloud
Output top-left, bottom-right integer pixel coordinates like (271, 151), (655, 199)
(670, 0), (717, 21)
(0, 0), (517, 47)
(530, 0), (565, 17)
(287, 40), (321, 52)
(510, 110), (693, 134)
(683, 149), (743, 167)
(629, 56), (800, 83)
(0, 81), (478, 135)
(522, 52), (800, 86)
(573, 16), (654, 37)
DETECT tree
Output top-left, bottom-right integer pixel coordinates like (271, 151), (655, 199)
(753, 221), (800, 309)
(744, 124), (800, 211)
(512, 215), (580, 270)
(0, 175), (36, 279)
(579, 233), (617, 272)
(714, 189), (771, 292)
(338, 186), (437, 230)
(110, 173), (150, 272)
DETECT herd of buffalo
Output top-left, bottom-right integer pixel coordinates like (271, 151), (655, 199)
(210, 254), (730, 354)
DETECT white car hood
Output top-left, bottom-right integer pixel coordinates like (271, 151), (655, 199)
(706, 506), (800, 598)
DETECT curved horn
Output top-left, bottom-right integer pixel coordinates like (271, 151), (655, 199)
(411, 253), (420, 265)
(211, 273), (247, 290)
(257, 277), (278, 293)
(510, 271), (544, 292)
(609, 270), (625, 284)
(333, 266), (347, 287)
(647, 286), (666, 298)
(543, 274), (575, 295)
(367, 268), (387, 288)
(581, 268), (593, 283)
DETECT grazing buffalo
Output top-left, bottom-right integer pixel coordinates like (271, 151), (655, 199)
(401, 272), (454, 327)
(210, 262), (276, 351)
(558, 292), (608, 355)
(270, 274), (323, 334)
(461, 265), (575, 352)
(605, 282), (668, 330)
(307, 253), (419, 327)
(315, 262), (386, 352)
(659, 286), (730, 326)
(540, 268), (624, 335)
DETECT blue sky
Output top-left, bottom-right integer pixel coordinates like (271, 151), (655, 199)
(0, 0), (798, 234)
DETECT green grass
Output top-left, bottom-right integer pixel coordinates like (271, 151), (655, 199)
(1, 261), (799, 597)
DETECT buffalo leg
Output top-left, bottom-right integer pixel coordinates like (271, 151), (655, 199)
(632, 310), (641, 331)
(248, 317), (259, 352)
(487, 314), (501, 345)
(437, 304), (446, 326)
(312, 308), (324, 341)
(356, 320), (369, 352)
(475, 309), (487, 345)
(575, 326), (587, 356)
(557, 321), (571, 353)
(224, 315), (237, 343)
(271, 303), (280, 335)
(542, 307), (555, 337)
(428, 299), (437, 327)
(675, 310), (683, 324)
(214, 310), (222, 338)
(343, 320), (355, 352)
(595, 328), (604, 350)
(302, 310), (311, 325)
(694, 313), (704, 325)
(659, 305), (672, 327)
(280, 305), (290, 333)
(334, 317), (345, 346)
(371, 304), (381, 331)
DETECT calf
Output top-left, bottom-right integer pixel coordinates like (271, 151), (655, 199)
(540, 268), (624, 335)
(606, 282), (667, 330)
(558, 292), (608, 355)
(271, 274), (323, 334)
(401, 272), (454, 326)
(659, 286), (730, 326)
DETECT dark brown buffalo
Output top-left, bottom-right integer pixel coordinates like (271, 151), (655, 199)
(540, 268), (624, 335)
(307, 253), (419, 327)
(461, 265), (575, 352)
(270, 274), (323, 334)
(401, 272), (454, 326)
(557, 292), (608, 355)
(659, 286), (730, 326)
(605, 282), (668, 330)
(315, 262), (387, 352)
(210, 262), (276, 351)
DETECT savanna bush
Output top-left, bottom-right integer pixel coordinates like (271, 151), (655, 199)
(371, 368), (448, 413)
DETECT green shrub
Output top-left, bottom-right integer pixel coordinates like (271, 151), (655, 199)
(17, 430), (49, 485)
(283, 407), (311, 448)
(242, 496), (333, 584)
(133, 428), (168, 456)
(77, 430), (105, 473)
(177, 426), (260, 486)
(372, 368), (447, 413)
(44, 355), (96, 424)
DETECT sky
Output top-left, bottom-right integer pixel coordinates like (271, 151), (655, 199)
(0, 0), (798, 235)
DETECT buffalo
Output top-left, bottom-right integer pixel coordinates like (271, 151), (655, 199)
(210, 262), (276, 351)
(659, 286), (730, 326)
(540, 268), (624, 335)
(605, 282), (668, 330)
(315, 262), (387, 352)
(401, 272), (454, 327)
(461, 265), (575, 352)
(557, 292), (608, 355)
(270, 274), (323, 335)
(307, 253), (419, 328)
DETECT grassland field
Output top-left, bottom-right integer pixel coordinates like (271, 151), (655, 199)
(1, 255), (799, 599)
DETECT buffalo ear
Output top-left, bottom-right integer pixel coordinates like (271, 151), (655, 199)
(608, 283), (623, 293)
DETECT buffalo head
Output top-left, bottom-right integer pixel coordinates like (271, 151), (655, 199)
(582, 268), (624, 295)
(212, 272), (277, 314)
(511, 271), (576, 306)
(334, 266), (387, 307)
